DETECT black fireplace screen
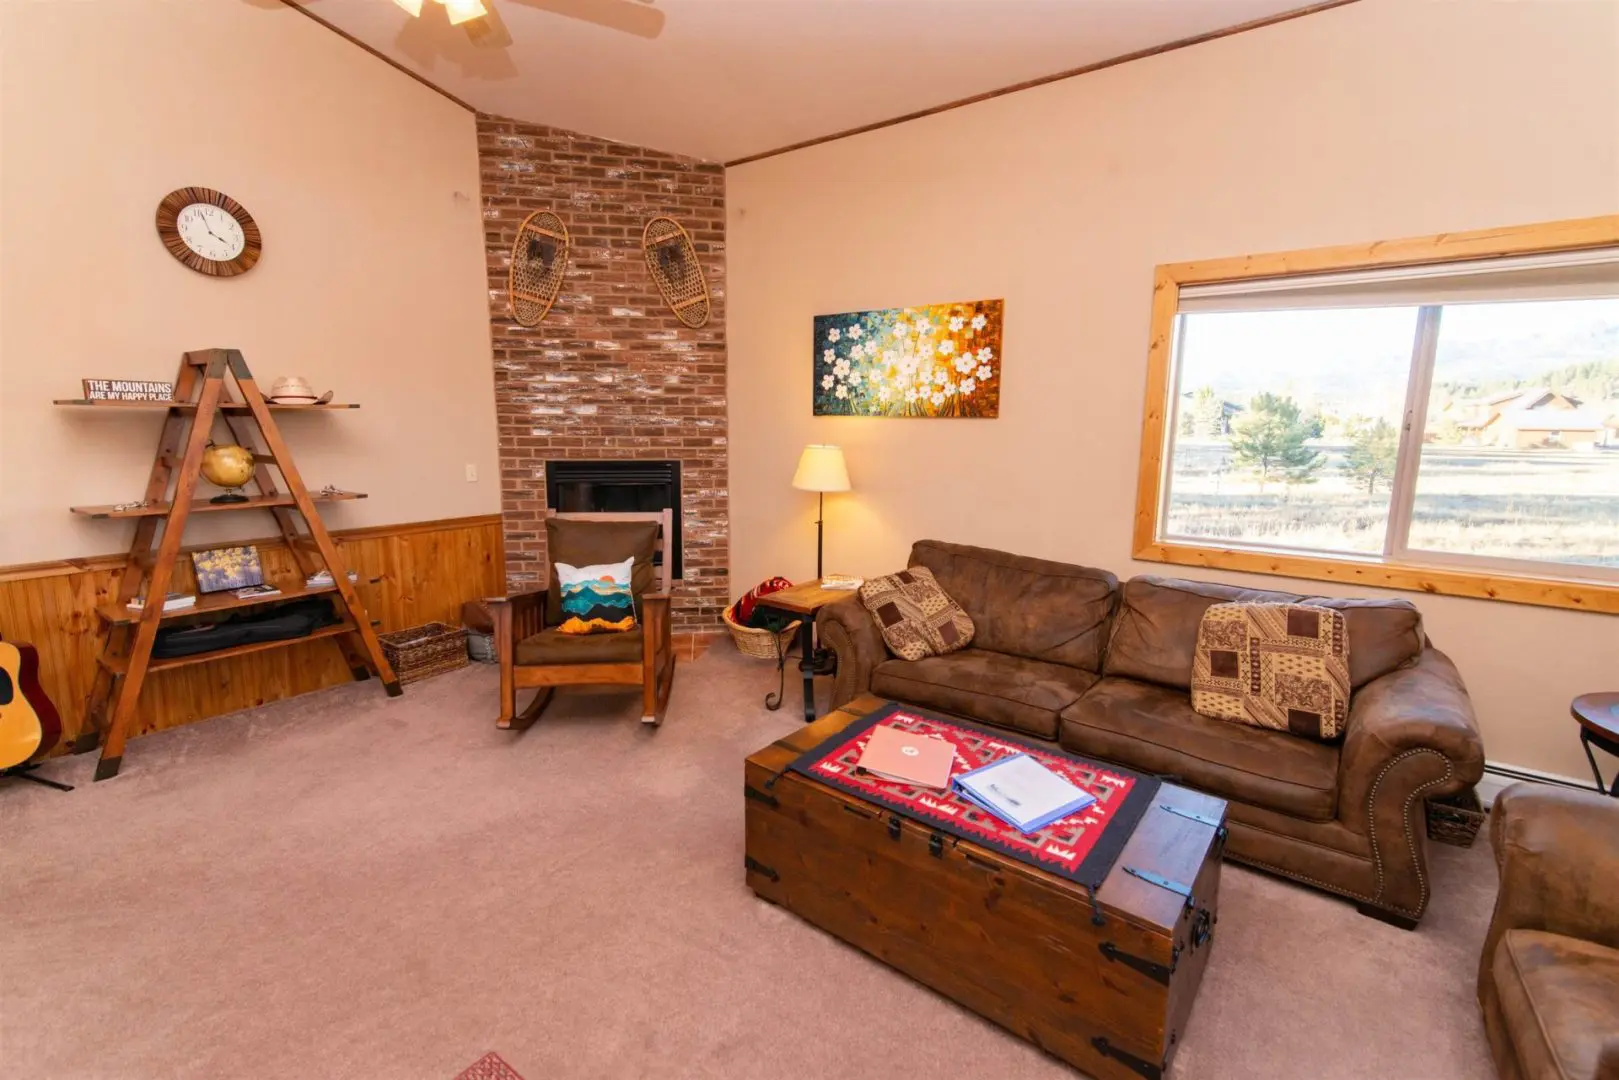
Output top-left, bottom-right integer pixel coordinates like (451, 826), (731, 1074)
(545, 460), (682, 580)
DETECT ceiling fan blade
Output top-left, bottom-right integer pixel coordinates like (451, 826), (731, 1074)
(504, 0), (665, 40)
(463, 1), (514, 48)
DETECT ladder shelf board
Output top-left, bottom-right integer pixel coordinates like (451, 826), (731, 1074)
(54, 399), (361, 411)
(96, 621), (361, 675)
(95, 579), (372, 626)
(71, 491), (367, 519)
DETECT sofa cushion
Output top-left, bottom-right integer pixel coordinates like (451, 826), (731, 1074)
(1191, 602), (1351, 741)
(1105, 576), (1422, 690)
(516, 626), (643, 666)
(908, 540), (1117, 671)
(1492, 929), (1619, 1080)
(871, 648), (1099, 740)
(1059, 677), (1340, 820)
(858, 565), (975, 661)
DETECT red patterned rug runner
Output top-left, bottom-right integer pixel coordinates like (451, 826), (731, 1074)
(786, 702), (1159, 888)
(454, 1052), (526, 1080)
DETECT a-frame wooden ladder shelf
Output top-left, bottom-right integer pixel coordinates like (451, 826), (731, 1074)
(57, 348), (401, 781)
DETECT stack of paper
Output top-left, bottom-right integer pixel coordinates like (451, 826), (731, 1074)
(126, 593), (196, 613)
(953, 753), (1096, 835)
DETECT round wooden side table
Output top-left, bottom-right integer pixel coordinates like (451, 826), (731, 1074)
(1570, 693), (1619, 797)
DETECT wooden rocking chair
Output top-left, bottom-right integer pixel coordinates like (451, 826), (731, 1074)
(490, 510), (676, 730)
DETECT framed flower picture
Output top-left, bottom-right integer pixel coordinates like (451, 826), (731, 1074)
(813, 299), (1003, 418)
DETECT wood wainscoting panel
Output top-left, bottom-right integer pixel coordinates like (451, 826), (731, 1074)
(0, 515), (503, 754)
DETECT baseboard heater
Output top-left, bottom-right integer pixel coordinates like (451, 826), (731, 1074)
(1476, 761), (1599, 807)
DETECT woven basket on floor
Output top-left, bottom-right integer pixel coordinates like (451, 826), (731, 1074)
(723, 606), (800, 660)
(1425, 786), (1485, 847)
(379, 622), (468, 684)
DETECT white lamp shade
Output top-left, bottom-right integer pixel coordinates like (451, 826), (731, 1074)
(792, 444), (851, 493)
(442, 0), (488, 25)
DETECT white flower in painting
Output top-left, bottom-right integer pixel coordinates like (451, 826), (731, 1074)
(919, 341), (936, 359)
(942, 381), (957, 397)
(939, 340), (956, 356)
(893, 322), (910, 338)
(929, 391), (945, 407)
(977, 364), (994, 381)
(933, 369), (948, 387)
(899, 356), (918, 375)
(954, 354), (977, 375)
(905, 388), (920, 403)
(833, 358), (851, 377)
(971, 314), (988, 331)
(822, 348), (835, 364)
(915, 318), (933, 335)
(827, 327), (841, 343)
(848, 325), (863, 340)
(949, 316), (965, 332)
(834, 384), (848, 400)
(960, 378), (976, 395)
(881, 349), (898, 366)
(867, 341), (881, 358)
(848, 369), (863, 387)
(821, 374), (835, 390)
(878, 386), (892, 403)
(977, 346), (995, 363)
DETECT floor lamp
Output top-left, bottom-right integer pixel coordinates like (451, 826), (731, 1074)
(792, 444), (850, 580)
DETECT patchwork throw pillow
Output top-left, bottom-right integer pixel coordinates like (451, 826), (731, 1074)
(858, 565), (975, 662)
(1190, 602), (1351, 741)
(555, 557), (637, 635)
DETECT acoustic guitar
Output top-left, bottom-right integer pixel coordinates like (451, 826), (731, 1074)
(0, 637), (62, 770)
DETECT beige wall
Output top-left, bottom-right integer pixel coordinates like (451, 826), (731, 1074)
(727, 0), (1619, 780)
(0, 0), (498, 566)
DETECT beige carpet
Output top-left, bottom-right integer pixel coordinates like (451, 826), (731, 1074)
(0, 644), (1498, 1079)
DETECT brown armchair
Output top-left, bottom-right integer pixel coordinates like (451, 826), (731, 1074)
(1479, 783), (1619, 1080)
(489, 510), (676, 729)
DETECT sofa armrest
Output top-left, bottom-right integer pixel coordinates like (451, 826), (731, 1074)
(816, 595), (889, 710)
(1480, 785), (1619, 987)
(1335, 646), (1484, 921)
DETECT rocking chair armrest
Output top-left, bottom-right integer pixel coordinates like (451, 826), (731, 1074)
(488, 589), (548, 649)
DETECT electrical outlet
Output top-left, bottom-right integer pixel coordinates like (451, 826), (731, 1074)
(465, 464), (477, 482)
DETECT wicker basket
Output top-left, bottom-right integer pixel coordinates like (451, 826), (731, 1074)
(723, 606), (800, 661)
(379, 622), (468, 685)
(1425, 786), (1486, 847)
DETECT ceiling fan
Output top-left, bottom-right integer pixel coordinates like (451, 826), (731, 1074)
(388, 0), (665, 46)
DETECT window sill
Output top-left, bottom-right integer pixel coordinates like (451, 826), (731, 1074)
(1133, 539), (1619, 615)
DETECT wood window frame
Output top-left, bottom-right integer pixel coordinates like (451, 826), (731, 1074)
(1132, 213), (1619, 614)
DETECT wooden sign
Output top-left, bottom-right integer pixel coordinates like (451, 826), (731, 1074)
(82, 379), (176, 402)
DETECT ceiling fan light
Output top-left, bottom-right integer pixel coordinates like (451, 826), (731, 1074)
(391, 0), (424, 16)
(442, 0), (488, 25)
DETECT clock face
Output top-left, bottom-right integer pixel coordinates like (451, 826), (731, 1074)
(178, 202), (246, 262)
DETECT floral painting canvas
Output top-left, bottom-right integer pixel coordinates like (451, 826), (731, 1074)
(813, 299), (1003, 418)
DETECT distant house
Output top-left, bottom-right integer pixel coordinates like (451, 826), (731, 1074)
(1441, 388), (1607, 451)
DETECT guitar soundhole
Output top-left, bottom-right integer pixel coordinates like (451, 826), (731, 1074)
(0, 667), (12, 706)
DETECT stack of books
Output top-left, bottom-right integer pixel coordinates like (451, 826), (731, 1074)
(127, 592), (196, 613)
(305, 569), (359, 588)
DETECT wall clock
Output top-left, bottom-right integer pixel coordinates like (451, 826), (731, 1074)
(155, 187), (262, 277)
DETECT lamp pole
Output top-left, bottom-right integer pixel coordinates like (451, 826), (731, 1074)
(816, 491), (824, 580)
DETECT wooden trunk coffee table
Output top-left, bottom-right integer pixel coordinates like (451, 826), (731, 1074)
(744, 695), (1227, 1080)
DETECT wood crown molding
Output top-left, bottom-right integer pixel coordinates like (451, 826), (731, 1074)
(724, 0), (1362, 168)
(0, 513), (503, 583)
(1132, 213), (1619, 615)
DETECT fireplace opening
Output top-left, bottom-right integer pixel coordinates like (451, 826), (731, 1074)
(545, 460), (682, 580)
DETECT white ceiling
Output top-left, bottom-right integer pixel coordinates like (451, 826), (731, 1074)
(289, 0), (1331, 162)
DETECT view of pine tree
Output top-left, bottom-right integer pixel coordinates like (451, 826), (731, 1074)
(1229, 392), (1324, 490)
(1342, 418), (1400, 494)
(1436, 358), (1619, 404)
(1192, 385), (1225, 436)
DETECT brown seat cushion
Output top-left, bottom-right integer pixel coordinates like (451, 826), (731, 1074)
(1105, 576), (1422, 691)
(544, 517), (660, 626)
(908, 540), (1117, 671)
(1492, 929), (1619, 1080)
(1059, 677), (1340, 820)
(871, 648), (1099, 739)
(515, 627), (644, 666)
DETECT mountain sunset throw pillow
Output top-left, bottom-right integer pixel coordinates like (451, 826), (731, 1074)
(555, 557), (637, 634)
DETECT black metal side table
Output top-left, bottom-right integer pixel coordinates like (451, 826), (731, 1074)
(1571, 693), (1619, 796)
(756, 579), (846, 723)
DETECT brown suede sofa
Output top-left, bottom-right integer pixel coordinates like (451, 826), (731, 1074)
(1479, 784), (1619, 1080)
(818, 540), (1486, 929)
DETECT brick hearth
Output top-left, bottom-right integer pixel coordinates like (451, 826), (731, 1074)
(477, 114), (728, 635)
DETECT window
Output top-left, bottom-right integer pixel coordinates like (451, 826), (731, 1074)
(1135, 215), (1619, 613)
